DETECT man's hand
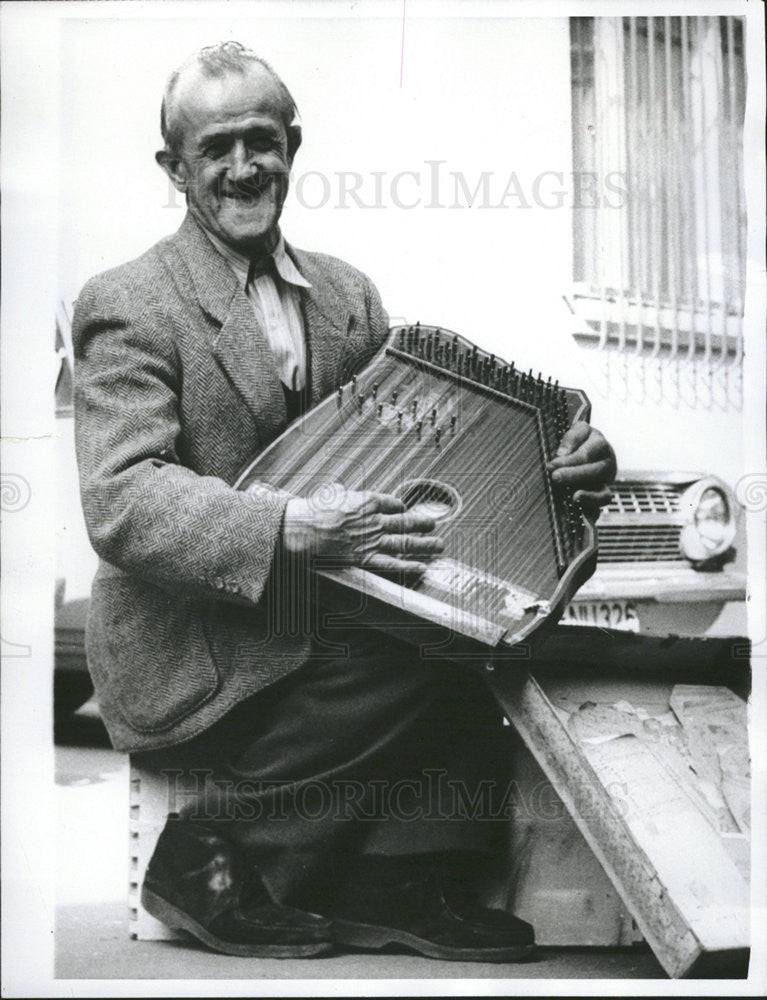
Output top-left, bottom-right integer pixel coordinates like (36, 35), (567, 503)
(548, 421), (617, 520)
(282, 485), (443, 577)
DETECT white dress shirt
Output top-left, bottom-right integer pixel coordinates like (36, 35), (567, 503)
(205, 230), (311, 391)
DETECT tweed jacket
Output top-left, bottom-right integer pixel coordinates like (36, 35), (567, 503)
(73, 212), (389, 752)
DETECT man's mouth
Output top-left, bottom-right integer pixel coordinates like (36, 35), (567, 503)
(220, 176), (274, 204)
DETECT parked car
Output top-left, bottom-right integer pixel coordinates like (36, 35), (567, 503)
(563, 472), (746, 638)
(55, 303), (98, 723)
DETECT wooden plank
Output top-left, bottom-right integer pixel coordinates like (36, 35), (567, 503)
(580, 736), (748, 951)
(489, 669), (750, 978)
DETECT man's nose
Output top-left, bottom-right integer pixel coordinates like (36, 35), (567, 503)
(228, 142), (257, 181)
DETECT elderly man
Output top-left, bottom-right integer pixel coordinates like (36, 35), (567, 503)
(73, 42), (616, 961)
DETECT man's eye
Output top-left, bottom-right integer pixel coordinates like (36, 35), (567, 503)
(246, 136), (280, 154)
(204, 141), (229, 158)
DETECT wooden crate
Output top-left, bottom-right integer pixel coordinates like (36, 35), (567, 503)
(128, 630), (750, 972)
(502, 725), (643, 946)
(128, 745), (643, 946)
(489, 668), (750, 978)
(128, 766), (187, 942)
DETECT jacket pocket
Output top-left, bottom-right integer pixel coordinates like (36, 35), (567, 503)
(86, 577), (221, 733)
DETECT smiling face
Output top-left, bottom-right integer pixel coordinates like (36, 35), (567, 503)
(158, 64), (297, 254)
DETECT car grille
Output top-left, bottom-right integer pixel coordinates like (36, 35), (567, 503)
(605, 483), (682, 515)
(598, 524), (685, 562)
(598, 483), (686, 563)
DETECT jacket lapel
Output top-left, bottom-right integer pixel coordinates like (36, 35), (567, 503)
(172, 215), (357, 434)
(172, 214), (286, 439)
(287, 246), (353, 406)
(215, 298), (287, 438)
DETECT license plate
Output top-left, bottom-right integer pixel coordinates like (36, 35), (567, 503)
(563, 600), (640, 632)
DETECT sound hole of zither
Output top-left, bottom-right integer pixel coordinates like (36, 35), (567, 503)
(399, 480), (461, 522)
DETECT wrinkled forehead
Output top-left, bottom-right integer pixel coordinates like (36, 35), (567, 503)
(172, 63), (286, 140)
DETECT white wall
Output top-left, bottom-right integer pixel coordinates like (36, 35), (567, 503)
(574, 353), (746, 486)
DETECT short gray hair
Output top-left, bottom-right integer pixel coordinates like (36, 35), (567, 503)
(160, 41), (300, 155)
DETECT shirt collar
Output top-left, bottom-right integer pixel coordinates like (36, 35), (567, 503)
(203, 229), (311, 290)
(272, 235), (312, 289)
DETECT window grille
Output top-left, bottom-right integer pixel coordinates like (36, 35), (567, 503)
(569, 16), (746, 408)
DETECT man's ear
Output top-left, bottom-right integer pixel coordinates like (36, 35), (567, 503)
(286, 125), (302, 165)
(156, 149), (188, 192)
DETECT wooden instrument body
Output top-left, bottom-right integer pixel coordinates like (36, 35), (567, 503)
(236, 325), (598, 661)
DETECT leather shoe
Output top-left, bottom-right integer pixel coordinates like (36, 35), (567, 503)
(329, 858), (535, 962)
(142, 816), (332, 957)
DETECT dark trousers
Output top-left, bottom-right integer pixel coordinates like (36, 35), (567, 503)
(135, 630), (511, 910)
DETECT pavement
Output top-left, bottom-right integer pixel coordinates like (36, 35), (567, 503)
(51, 710), (668, 986)
(55, 901), (664, 981)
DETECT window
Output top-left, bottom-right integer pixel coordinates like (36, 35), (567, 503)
(569, 16), (746, 407)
